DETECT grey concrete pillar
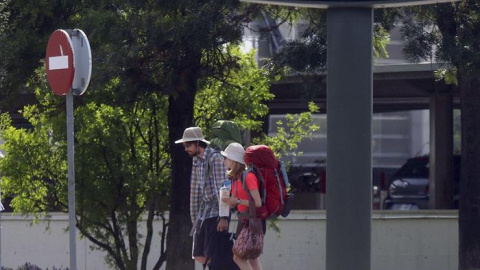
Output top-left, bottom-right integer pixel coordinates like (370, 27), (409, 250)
(429, 93), (454, 209)
(326, 7), (373, 270)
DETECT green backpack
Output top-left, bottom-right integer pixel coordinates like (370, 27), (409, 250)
(209, 120), (244, 150)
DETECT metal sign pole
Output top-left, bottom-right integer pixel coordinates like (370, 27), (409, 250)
(46, 27), (90, 270)
(66, 91), (77, 270)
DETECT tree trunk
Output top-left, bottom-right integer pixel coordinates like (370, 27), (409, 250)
(165, 68), (197, 270)
(458, 75), (480, 269)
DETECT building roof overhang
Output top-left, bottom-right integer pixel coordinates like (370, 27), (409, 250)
(268, 63), (459, 114)
(240, 0), (461, 9)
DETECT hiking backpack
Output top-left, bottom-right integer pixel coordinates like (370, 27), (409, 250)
(209, 120), (244, 151)
(242, 145), (294, 218)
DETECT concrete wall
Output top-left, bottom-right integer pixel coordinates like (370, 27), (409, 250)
(0, 210), (458, 270)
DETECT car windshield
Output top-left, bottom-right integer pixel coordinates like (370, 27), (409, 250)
(393, 157), (429, 178)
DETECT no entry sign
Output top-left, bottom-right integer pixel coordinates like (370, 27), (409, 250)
(46, 30), (75, 96)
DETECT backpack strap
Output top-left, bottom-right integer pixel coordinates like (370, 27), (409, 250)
(279, 161), (290, 188)
(241, 167), (266, 205)
(207, 149), (224, 204)
(273, 168), (284, 205)
(240, 169), (252, 194)
(204, 149), (220, 181)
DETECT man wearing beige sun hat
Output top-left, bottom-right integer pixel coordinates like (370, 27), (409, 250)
(176, 127), (238, 269)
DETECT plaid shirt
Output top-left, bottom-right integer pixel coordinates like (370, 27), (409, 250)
(190, 147), (226, 224)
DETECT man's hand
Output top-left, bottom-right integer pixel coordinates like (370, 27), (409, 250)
(217, 218), (228, 232)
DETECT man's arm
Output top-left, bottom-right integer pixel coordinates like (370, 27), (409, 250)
(190, 157), (200, 224)
(206, 152), (226, 202)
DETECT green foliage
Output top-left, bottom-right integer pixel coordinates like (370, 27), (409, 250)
(401, 2), (480, 78)
(0, 0), (77, 105)
(372, 9), (403, 60)
(436, 1), (480, 78)
(195, 46), (320, 162)
(0, 0), (8, 35)
(195, 46), (275, 132)
(266, 8), (396, 75)
(269, 34), (328, 75)
(254, 101), (320, 158)
(262, 5), (301, 23)
(74, 93), (171, 213)
(0, 105), (66, 216)
(373, 24), (390, 59)
(434, 67), (458, 86)
(12, 263), (41, 270)
(400, 6), (440, 63)
(266, 9), (327, 75)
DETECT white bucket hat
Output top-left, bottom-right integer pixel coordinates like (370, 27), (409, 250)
(221, 142), (245, 164)
(175, 127), (210, 144)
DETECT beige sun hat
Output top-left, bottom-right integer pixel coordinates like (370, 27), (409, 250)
(221, 142), (245, 164)
(175, 127), (210, 144)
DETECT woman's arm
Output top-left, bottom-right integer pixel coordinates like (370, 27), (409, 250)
(243, 172), (262, 207)
(249, 189), (262, 208)
(226, 190), (261, 208)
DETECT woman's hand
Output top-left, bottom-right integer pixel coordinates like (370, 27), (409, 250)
(222, 196), (238, 208)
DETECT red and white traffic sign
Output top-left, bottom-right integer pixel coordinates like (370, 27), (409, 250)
(46, 29), (75, 96)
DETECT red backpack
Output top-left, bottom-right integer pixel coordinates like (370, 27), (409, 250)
(242, 145), (294, 218)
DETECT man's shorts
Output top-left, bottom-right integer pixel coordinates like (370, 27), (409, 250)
(192, 217), (222, 258)
(192, 217), (240, 269)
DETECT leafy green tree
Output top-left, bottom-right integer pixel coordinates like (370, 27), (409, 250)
(257, 102), (319, 158)
(398, 1), (480, 268)
(1, 75), (171, 270)
(195, 46), (275, 131)
(195, 45), (320, 154)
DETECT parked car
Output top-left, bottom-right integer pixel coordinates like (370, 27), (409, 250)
(288, 166), (325, 193)
(383, 155), (461, 210)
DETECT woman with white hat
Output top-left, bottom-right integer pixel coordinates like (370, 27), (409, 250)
(221, 142), (264, 270)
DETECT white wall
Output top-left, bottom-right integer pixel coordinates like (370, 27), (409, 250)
(0, 214), (106, 270)
(0, 210), (458, 270)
